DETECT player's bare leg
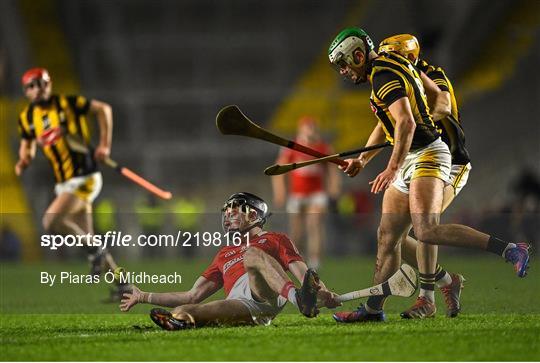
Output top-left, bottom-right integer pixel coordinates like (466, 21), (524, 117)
(400, 177), (444, 318)
(175, 300), (254, 327)
(373, 187), (411, 283)
(334, 186), (411, 323)
(243, 247), (319, 317)
(42, 192), (89, 237)
(401, 182), (456, 268)
(150, 299), (253, 330)
(306, 203), (325, 269)
(401, 184), (464, 317)
(43, 192), (125, 290)
(407, 177), (529, 277)
(74, 202), (118, 270)
(366, 187), (411, 312)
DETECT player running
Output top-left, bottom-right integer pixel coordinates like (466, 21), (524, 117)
(120, 192), (341, 329)
(375, 34), (471, 318)
(380, 34), (470, 318)
(272, 117), (341, 268)
(15, 67), (128, 299)
(327, 27), (531, 323)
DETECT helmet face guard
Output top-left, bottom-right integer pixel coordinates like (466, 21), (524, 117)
(328, 27), (375, 83)
(221, 192), (269, 233)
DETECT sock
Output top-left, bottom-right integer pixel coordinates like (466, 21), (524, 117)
(486, 236), (515, 257)
(434, 264), (452, 288)
(365, 296), (385, 313)
(280, 281), (298, 306)
(419, 273), (435, 302)
(308, 257), (320, 270)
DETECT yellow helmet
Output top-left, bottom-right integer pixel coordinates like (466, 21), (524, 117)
(378, 34), (420, 64)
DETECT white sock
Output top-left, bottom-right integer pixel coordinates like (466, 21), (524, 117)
(435, 272), (453, 288)
(287, 288), (298, 307)
(308, 257), (320, 270)
(419, 289), (435, 302)
(502, 243), (517, 257)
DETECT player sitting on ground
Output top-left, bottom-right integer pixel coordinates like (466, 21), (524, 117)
(119, 192), (341, 330)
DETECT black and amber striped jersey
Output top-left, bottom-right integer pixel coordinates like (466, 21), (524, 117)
(417, 59), (470, 165)
(369, 52), (440, 151)
(18, 94), (98, 183)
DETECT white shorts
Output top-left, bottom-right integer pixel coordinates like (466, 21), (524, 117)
(226, 273), (287, 326)
(54, 172), (102, 203)
(449, 163), (472, 196)
(286, 192), (328, 214)
(392, 138), (452, 194)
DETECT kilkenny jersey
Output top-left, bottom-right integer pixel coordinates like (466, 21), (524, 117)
(202, 231), (303, 296)
(18, 94), (98, 183)
(417, 59), (470, 165)
(370, 52), (440, 150)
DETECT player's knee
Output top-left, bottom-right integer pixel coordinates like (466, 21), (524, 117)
(377, 226), (401, 252)
(42, 213), (61, 233)
(413, 225), (437, 243)
(243, 247), (264, 271)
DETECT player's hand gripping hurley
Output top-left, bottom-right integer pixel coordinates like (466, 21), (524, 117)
(65, 135), (172, 200)
(337, 264), (417, 302)
(264, 142), (391, 175)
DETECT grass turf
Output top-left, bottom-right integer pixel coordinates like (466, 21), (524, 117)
(1, 256), (539, 361)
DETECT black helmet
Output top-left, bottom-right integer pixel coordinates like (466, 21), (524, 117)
(221, 192), (270, 233)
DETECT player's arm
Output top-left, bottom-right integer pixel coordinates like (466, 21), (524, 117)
(420, 71), (450, 121)
(119, 276), (221, 312)
(271, 149), (289, 208)
(341, 123), (386, 177)
(359, 123), (387, 166)
(15, 115), (37, 176)
(15, 138), (36, 176)
(89, 99), (113, 162)
(370, 97), (415, 194)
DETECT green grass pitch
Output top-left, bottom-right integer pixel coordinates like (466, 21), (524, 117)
(1, 256), (539, 361)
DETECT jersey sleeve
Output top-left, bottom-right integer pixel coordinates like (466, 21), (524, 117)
(416, 59), (430, 74)
(18, 115), (33, 140)
(427, 68), (450, 92)
(372, 70), (406, 107)
(277, 234), (304, 266)
(201, 256), (224, 285)
(66, 95), (91, 115)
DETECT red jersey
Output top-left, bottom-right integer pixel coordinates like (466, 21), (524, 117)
(201, 231), (303, 296)
(279, 141), (331, 196)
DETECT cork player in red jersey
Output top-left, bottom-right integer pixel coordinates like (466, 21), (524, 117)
(120, 192), (341, 330)
(272, 117), (341, 268)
